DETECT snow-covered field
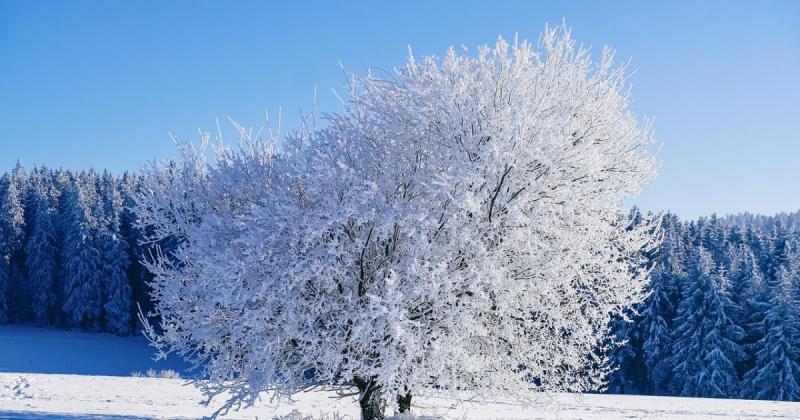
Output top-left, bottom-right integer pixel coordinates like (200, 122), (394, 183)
(3, 373), (800, 419)
(0, 325), (188, 377)
(1, 326), (799, 419)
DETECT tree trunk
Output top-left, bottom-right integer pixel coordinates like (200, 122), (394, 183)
(397, 391), (412, 413)
(355, 377), (385, 420)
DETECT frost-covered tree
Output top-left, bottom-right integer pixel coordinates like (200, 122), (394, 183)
(0, 256), (7, 323)
(98, 173), (133, 335)
(765, 220), (791, 281)
(100, 230), (132, 334)
(0, 163), (28, 322)
(742, 265), (800, 401)
(118, 172), (154, 324)
(606, 212), (651, 395)
(700, 215), (727, 264)
(726, 243), (764, 379)
(670, 248), (744, 398)
(606, 310), (644, 394)
(138, 25), (659, 419)
(639, 277), (672, 395)
(61, 173), (105, 330)
(640, 214), (682, 395)
(728, 244), (761, 320)
(25, 173), (60, 324)
(0, 173), (8, 323)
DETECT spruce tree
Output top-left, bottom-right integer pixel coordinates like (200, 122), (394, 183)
(25, 174), (60, 324)
(670, 247), (744, 398)
(119, 173), (151, 328)
(98, 173), (132, 335)
(742, 265), (800, 401)
(61, 173), (105, 330)
(0, 261), (8, 323)
(727, 243), (764, 380)
(640, 214), (682, 395)
(765, 220), (790, 281)
(0, 165), (27, 322)
(606, 310), (644, 394)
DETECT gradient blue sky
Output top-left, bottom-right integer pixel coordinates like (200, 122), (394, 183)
(1, 1), (798, 219)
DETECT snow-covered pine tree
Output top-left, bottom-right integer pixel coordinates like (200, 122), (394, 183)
(98, 172), (132, 335)
(741, 264), (800, 401)
(606, 208), (653, 394)
(744, 225), (768, 273)
(737, 219), (795, 396)
(61, 172), (105, 330)
(640, 213), (682, 395)
(118, 172), (152, 326)
(669, 247), (744, 398)
(0, 253), (7, 323)
(0, 178), (7, 323)
(606, 309), (645, 394)
(99, 230), (132, 335)
(137, 26), (660, 419)
(0, 163), (28, 322)
(765, 220), (790, 281)
(727, 243), (764, 380)
(711, 215), (728, 254)
(25, 168), (61, 324)
(727, 241), (761, 320)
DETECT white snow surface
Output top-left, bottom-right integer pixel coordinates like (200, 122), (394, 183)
(1, 373), (800, 419)
(1, 326), (799, 419)
(0, 325), (188, 377)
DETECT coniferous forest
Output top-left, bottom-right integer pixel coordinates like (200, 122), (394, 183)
(0, 164), (156, 335)
(609, 210), (800, 401)
(1, 164), (799, 401)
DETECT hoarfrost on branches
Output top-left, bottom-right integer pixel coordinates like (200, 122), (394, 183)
(136, 25), (660, 416)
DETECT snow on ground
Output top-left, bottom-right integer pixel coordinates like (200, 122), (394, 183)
(0, 325), (188, 377)
(2, 373), (800, 419)
(1, 326), (799, 419)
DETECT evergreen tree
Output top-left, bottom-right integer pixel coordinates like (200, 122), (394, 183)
(98, 173), (132, 335)
(119, 173), (151, 328)
(700, 214), (727, 264)
(25, 172), (60, 324)
(640, 214), (682, 395)
(745, 225), (768, 273)
(0, 176), (7, 323)
(61, 173), (105, 330)
(765, 220), (790, 281)
(100, 232), (132, 335)
(0, 164), (27, 322)
(0, 260), (8, 323)
(742, 265), (800, 401)
(606, 310), (644, 394)
(727, 243), (764, 379)
(670, 247), (744, 398)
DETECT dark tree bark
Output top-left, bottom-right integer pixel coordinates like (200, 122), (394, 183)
(355, 376), (385, 420)
(397, 391), (412, 413)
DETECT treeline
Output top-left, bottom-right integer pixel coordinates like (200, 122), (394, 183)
(0, 164), (155, 335)
(1, 164), (799, 400)
(608, 210), (800, 401)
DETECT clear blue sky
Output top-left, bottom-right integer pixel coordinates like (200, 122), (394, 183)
(1, 1), (798, 219)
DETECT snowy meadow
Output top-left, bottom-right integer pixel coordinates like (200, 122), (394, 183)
(1, 325), (799, 419)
